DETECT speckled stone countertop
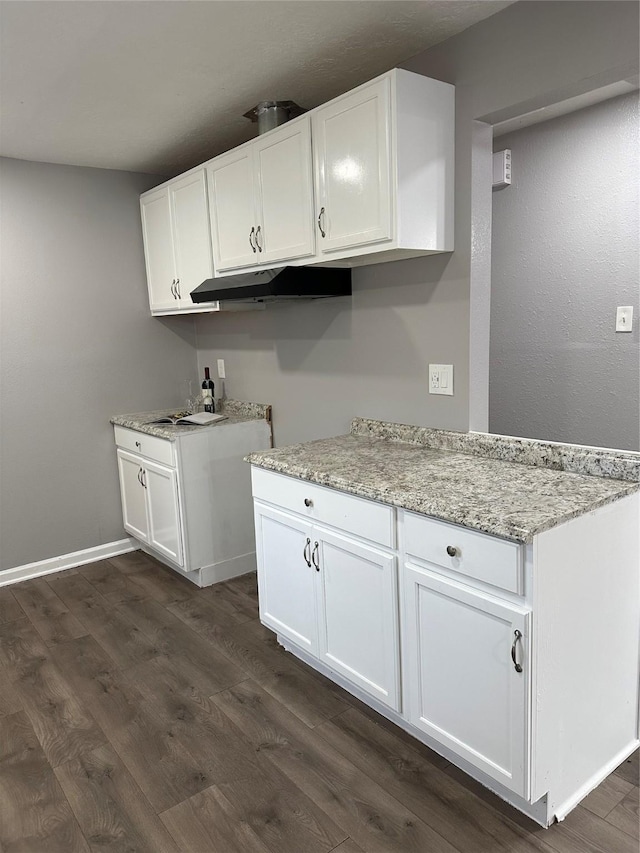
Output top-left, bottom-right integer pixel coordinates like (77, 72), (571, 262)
(111, 399), (271, 441)
(246, 420), (639, 543)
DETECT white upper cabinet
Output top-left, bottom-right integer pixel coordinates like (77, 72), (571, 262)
(312, 77), (392, 253)
(208, 116), (315, 272)
(208, 147), (257, 272)
(170, 170), (214, 309)
(140, 188), (175, 311)
(140, 167), (217, 315)
(140, 68), (454, 296)
(254, 118), (315, 264)
(310, 69), (454, 266)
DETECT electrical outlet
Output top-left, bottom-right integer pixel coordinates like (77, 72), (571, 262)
(429, 364), (454, 396)
(217, 359), (226, 378)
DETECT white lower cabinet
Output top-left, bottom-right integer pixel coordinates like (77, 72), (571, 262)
(117, 449), (183, 567)
(402, 564), (530, 798)
(251, 467), (640, 827)
(114, 419), (271, 586)
(143, 459), (183, 565)
(117, 450), (152, 544)
(317, 528), (399, 710)
(254, 495), (400, 711)
(254, 505), (317, 655)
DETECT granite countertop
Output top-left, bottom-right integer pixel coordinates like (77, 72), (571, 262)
(111, 399), (271, 441)
(246, 420), (639, 543)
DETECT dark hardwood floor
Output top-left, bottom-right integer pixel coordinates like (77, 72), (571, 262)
(0, 552), (637, 852)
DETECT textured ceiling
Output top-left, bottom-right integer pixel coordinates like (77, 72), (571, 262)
(0, 0), (512, 176)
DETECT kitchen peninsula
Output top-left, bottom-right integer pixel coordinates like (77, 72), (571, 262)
(247, 418), (640, 827)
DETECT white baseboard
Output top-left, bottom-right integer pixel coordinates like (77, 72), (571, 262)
(197, 551), (257, 587)
(137, 544), (257, 588)
(194, 551), (256, 587)
(0, 538), (137, 587)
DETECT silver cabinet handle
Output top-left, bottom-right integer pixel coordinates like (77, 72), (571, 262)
(303, 537), (312, 567)
(249, 227), (257, 252)
(175, 277), (181, 299)
(311, 541), (320, 572)
(170, 279), (177, 299)
(511, 629), (523, 673)
(446, 545), (458, 557)
(140, 469), (147, 489)
(135, 440), (141, 449)
(255, 225), (263, 252)
(304, 498), (313, 508)
(317, 207), (326, 238)
(137, 467), (143, 486)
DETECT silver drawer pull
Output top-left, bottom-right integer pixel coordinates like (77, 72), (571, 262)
(135, 440), (141, 449)
(303, 538), (311, 567)
(446, 545), (458, 557)
(304, 498), (313, 508)
(511, 629), (523, 673)
(311, 541), (320, 572)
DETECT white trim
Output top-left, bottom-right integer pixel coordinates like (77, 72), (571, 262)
(197, 551), (257, 587)
(139, 543), (257, 589)
(0, 538), (137, 587)
(552, 739), (640, 823)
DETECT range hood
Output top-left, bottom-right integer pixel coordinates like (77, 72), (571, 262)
(190, 266), (351, 304)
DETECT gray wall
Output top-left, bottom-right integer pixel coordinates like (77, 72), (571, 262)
(196, 1), (639, 448)
(0, 158), (198, 571)
(489, 93), (639, 451)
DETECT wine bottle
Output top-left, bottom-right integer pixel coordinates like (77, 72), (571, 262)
(201, 367), (215, 413)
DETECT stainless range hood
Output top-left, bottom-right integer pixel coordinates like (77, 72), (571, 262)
(190, 266), (352, 304)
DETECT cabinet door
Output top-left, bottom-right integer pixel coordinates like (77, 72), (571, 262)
(140, 188), (177, 311)
(170, 169), (214, 308)
(144, 459), (184, 568)
(254, 503), (317, 655)
(116, 450), (149, 543)
(312, 78), (392, 253)
(403, 565), (530, 797)
(254, 117), (315, 264)
(207, 148), (258, 271)
(316, 528), (400, 710)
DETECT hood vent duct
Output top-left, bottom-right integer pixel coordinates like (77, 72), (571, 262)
(243, 100), (306, 135)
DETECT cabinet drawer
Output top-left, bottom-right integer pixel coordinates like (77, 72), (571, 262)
(113, 426), (175, 467)
(403, 512), (523, 595)
(251, 467), (394, 548)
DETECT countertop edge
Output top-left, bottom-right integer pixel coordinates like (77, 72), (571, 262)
(246, 454), (639, 544)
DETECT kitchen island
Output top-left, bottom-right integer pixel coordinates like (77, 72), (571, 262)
(246, 418), (639, 827)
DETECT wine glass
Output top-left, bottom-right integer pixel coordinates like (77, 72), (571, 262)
(180, 380), (200, 414)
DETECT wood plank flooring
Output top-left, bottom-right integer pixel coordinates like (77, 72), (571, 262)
(1, 551), (637, 852)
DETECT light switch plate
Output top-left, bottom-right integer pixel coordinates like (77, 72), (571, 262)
(616, 306), (633, 332)
(217, 359), (226, 378)
(429, 364), (454, 395)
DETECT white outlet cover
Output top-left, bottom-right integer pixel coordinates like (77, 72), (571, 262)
(429, 364), (454, 395)
(217, 358), (226, 378)
(615, 306), (633, 332)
